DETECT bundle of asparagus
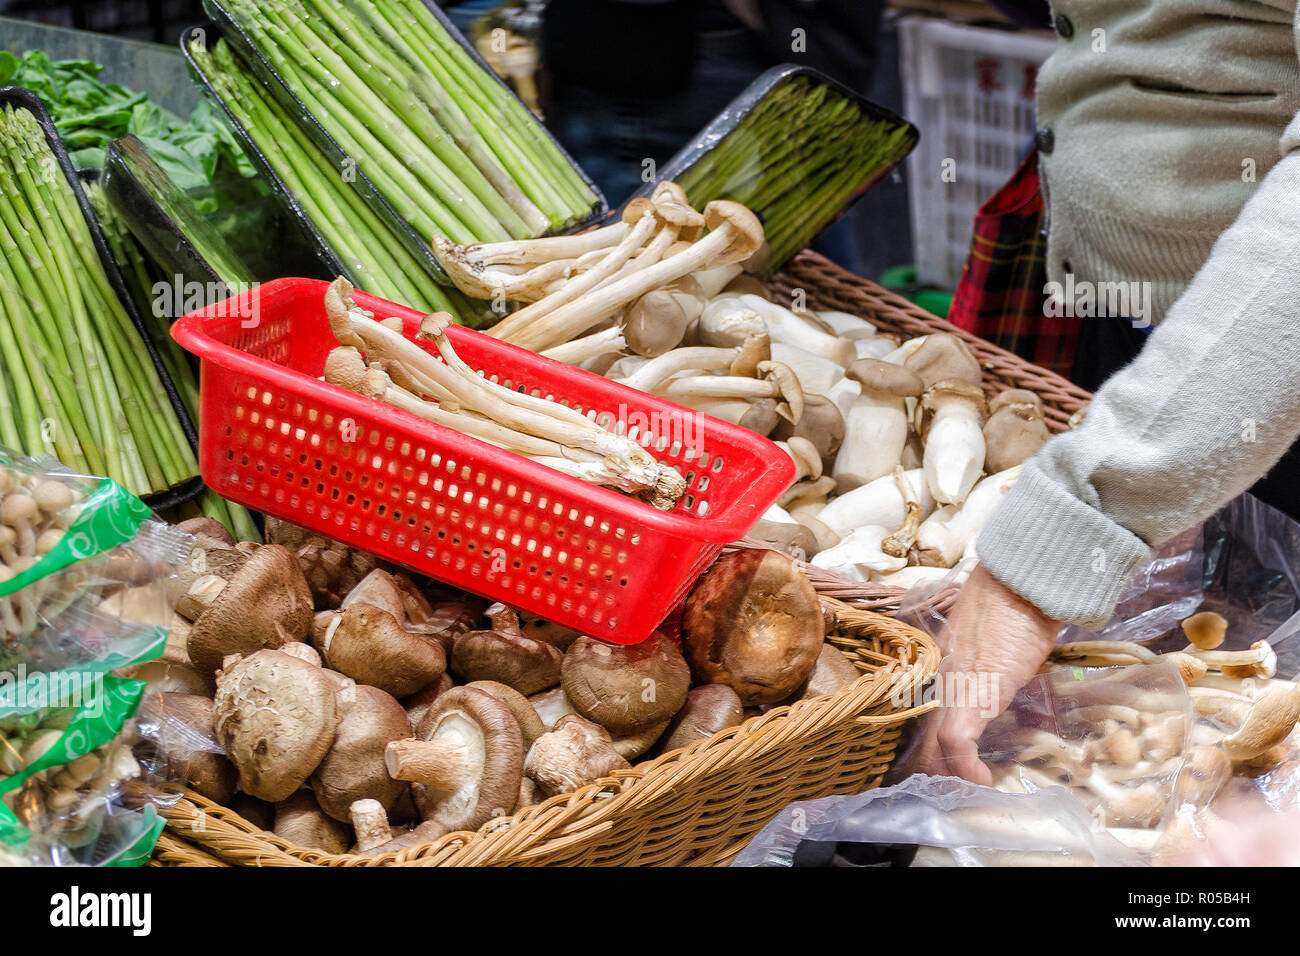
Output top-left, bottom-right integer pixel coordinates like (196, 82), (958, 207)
(219, 0), (598, 243)
(667, 72), (916, 270)
(0, 104), (197, 498)
(192, 39), (464, 317)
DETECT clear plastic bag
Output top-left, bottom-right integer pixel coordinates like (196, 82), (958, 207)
(732, 774), (1145, 867)
(0, 450), (191, 678)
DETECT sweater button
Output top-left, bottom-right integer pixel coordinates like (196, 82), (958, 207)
(1036, 128), (1055, 154)
(1054, 14), (1074, 38)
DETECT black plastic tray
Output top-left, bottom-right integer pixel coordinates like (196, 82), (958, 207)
(101, 134), (247, 292)
(197, 0), (606, 279)
(0, 87), (203, 510)
(626, 65), (919, 274)
(180, 25), (343, 283)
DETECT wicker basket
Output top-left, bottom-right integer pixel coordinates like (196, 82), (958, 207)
(149, 254), (1086, 866)
(151, 595), (938, 867)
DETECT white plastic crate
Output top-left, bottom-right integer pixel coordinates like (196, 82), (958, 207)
(899, 17), (1057, 289)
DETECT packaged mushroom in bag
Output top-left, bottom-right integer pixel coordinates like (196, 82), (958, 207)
(0, 449), (192, 677)
(979, 658), (1194, 842)
(0, 674), (160, 863)
(732, 774), (1144, 867)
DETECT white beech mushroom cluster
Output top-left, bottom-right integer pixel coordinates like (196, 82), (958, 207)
(0, 726), (143, 848)
(146, 519), (870, 857)
(0, 466), (84, 642)
(990, 611), (1300, 863)
(320, 277), (687, 510)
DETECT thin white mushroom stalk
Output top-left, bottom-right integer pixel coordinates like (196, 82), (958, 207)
(433, 217), (628, 271)
(322, 278), (686, 509)
(540, 326), (627, 365)
(490, 201), (765, 353)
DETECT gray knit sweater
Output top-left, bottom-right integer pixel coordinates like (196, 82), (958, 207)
(976, 0), (1300, 628)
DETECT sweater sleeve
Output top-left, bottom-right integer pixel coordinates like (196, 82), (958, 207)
(976, 135), (1300, 629)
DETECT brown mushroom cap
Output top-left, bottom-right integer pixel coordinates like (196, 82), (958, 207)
(983, 401), (1050, 473)
(185, 544), (314, 682)
(175, 517), (236, 547)
(389, 687), (524, 831)
(561, 631), (691, 736)
(213, 649), (340, 802)
(702, 200), (765, 265)
(659, 684), (745, 752)
(450, 605), (563, 695)
(465, 680), (547, 750)
(311, 684), (413, 821)
(273, 790), (352, 854)
(748, 519), (820, 562)
(989, 388), (1044, 417)
(340, 568), (406, 616)
(151, 693), (238, 805)
(847, 358), (925, 398)
(523, 714), (631, 797)
(1181, 611), (1228, 650)
(682, 549), (825, 705)
(771, 394), (845, 468)
(315, 604), (446, 698)
(737, 398), (782, 436)
(903, 333), (982, 388)
(264, 516), (380, 610)
(791, 643), (862, 701)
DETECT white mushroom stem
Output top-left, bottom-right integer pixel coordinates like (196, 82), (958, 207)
(873, 564), (968, 589)
(736, 294), (856, 365)
(693, 262), (744, 298)
(436, 219), (628, 269)
(809, 525), (907, 581)
(495, 206), (762, 353)
(815, 310), (879, 340)
(1050, 640), (1159, 667)
(817, 467), (934, 540)
(349, 799), (393, 852)
(777, 437), (823, 481)
(616, 346), (741, 393)
(659, 362), (804, 423)
(855, 337), (900, 360)
(883, 336), (929, 365)
(540, 326), (627, 364)
(834, 389), (907, 491)
(324, 280), (683, 507)
(913, 465), (1023, 567)
(918, 384), (988, 506)
(385, 734), (475, 793)
(485, 209), (661, 341)
(881, 467), (926, 558)
(697, 296), (766, 347)
(1183, 640), (1277, 678)
(769, 343), (845, 394)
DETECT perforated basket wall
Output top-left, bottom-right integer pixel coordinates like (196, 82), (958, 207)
(171, 278), (794, 644)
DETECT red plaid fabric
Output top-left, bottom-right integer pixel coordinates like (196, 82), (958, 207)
(946, 149), (1082, 377)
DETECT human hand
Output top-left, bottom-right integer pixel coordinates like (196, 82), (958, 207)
(911, 564), (1063, 784)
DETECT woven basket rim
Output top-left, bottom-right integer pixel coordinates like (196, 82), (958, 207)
(152, 598), (938, 867)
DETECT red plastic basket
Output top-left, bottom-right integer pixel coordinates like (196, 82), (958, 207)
(171, 278), (795, 643)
